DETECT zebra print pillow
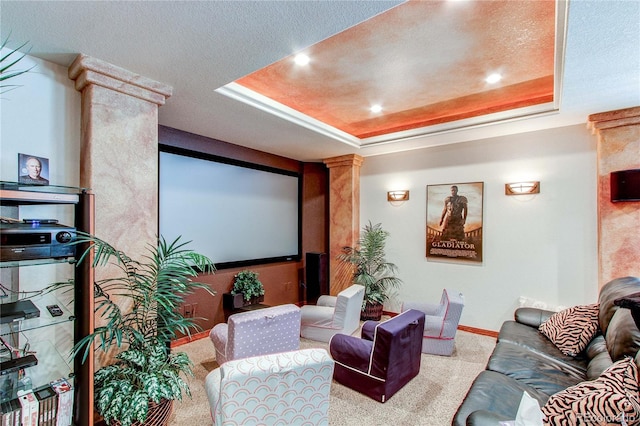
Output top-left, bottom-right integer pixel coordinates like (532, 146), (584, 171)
(541, 357), (640, 425)
(538, 304), (600, 357)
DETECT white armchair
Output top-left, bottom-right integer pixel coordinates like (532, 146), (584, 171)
(300, 284), (365, 342)
(402, 288), (464, 356)
(204, 348), (334, 425)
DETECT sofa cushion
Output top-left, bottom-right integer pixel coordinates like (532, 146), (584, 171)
(584, 335), (614, 380)
(615, 292), (640, 329)
(597, 277), (640, 363)
(604, 309), (640, 362)
(452, 370), (550, 426)
(541, 357), (640, 425)
(498, 321), (588, 370)
(487, 342), (587, 396)
(599, 276), (640, 334)
(514, 307), (555, 328)
(538, 304), (599, 357)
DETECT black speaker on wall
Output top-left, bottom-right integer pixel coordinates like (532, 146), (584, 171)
(305, 252), (328, 304)
(611, 169), (640, 202)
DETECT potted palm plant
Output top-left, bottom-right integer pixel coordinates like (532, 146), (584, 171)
(337, 221), (402, 321)
(224, 269), (265, 309)
(49, 233), (216, 426)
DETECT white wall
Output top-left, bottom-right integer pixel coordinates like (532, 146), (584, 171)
(1, 50), (80, 285)
(1, 51), (80, 187)
(360, 124), (599, 331)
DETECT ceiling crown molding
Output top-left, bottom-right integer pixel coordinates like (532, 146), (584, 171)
(217, 83), (360, 148)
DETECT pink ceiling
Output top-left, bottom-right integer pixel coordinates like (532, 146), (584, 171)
(236, 0), (557, 139)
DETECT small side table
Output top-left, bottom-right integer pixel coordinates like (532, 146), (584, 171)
(235, 303), (271, 314)
(222, 293), (271, 320)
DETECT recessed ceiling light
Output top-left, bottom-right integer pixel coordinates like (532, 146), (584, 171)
(294, 54), (310, 66)
(370, 104), (383, 113)
(485, 73), (502, 84)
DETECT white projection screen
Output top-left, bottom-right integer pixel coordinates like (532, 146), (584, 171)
(159, 150), (301, 268)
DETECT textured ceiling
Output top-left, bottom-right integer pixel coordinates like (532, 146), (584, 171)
(234, 0), (557, 140)
(1, 1), (639, 161)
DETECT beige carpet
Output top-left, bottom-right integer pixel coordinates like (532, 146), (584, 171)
(168, 327), (496, 426)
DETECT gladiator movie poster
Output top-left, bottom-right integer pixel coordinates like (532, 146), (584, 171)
(426, 182), (483, 263)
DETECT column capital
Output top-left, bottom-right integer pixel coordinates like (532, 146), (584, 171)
(68, 54), (172, 106)
(323, 154), (364, 169)
(587, 106), (640, 134)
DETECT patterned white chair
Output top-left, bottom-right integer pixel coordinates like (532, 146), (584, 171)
(209, 303), (301, 365)
(402, 288), (465, 356)
(300, 284), (365, 342)
(204, 348), (334, 425)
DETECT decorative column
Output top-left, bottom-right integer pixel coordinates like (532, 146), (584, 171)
(587, 106), (640, 287)
(69, 54), (172, 259)
(323, 154), (364, 295)
(68, 55), (172, 385)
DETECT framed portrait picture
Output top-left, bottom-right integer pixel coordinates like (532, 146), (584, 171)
(18, 153), (50, 185)
(426, 182), (483, 263)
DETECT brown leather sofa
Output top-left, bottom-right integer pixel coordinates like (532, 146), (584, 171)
(453, 276), (640, 425)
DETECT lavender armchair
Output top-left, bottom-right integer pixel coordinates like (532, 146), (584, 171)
(329, 309), (425, 402)
(402, 288), (464, 356)
(209, 303), (301, 365)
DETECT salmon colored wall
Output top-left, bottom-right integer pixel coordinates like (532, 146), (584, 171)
(186, 262), (302, 332)
(302, 162), (329, 256)
(159, 125), (301, 172)
(301, 162), (330, 297)
(323, 155), (363, 295)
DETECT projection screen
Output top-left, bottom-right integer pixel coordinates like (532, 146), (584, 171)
(159, 149), (301, 268)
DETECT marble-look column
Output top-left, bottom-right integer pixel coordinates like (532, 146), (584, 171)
(68, 55), (172, 378)
(587, 106), (640, 287)
(323, 154), (364, 295)
(69, 54), (172, 260)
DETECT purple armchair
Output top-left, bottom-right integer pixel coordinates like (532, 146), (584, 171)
(328, 309), (425, 403)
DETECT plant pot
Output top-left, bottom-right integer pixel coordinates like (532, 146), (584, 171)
(223, 293), (265, 309)
(107, 398), (173, 426)
(361, 301), (384, 321)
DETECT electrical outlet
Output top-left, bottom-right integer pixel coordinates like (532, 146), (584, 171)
(191, 303), (197, 317)
(183, 304), (192, 318)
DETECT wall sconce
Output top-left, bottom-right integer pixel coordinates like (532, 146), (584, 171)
(505, 181), (540, 196)
(387, 190), (410, 204)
